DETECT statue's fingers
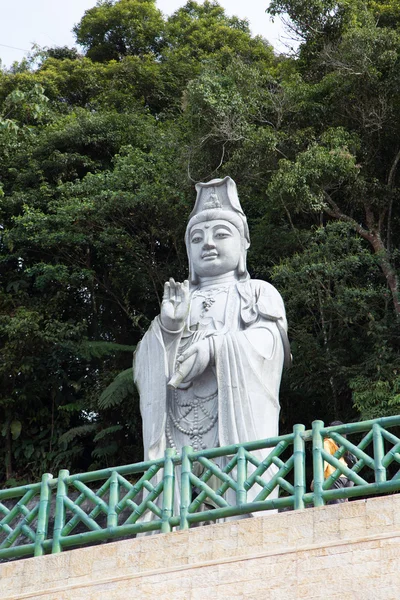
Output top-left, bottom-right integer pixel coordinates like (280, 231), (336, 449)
(181, 355), (198, 383)
(162, 281), (170, 303)
(177, 345), (197, 363)
(169, 278), (176, 302)
(175, 281), (182, 302)
(182, 280), (190, 302)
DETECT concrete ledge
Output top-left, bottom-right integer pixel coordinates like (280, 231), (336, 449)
(1, 494), (400, 600)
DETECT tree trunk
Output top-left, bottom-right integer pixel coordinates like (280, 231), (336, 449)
(5, 425), (12, 481)
(369, 233), (400, 317)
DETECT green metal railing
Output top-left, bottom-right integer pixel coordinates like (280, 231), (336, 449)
(1, 414), (400, 561)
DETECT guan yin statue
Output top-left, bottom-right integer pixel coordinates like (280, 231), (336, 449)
(134, 176), (290, 514)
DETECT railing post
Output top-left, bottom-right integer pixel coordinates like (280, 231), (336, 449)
(180, 446), (192, 530)
(34, 473), (53, 557)
(373, 423), (386, 483)
(107, 471), (119, 530)
(52, 469), (69, 554)
(312, 420), (325, 507)
(293, 424), (306, 510)
(161, 448), (176, 533)
(236, 446), (247, 506)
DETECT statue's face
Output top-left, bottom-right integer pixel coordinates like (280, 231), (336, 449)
(189, 219), (242, 278)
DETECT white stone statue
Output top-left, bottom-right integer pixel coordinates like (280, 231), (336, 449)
(134, 176), (290, 511)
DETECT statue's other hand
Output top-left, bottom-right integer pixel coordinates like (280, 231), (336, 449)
(168, 340), (211, 388)
(178, 340), (211, 382)
(160, 278), (190, 332)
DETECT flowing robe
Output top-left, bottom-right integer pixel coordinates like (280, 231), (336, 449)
(134, 278), (289, 510)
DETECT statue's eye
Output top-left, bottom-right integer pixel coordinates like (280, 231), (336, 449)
(215, 231), (230, 239)
(191, 236), (202, 243)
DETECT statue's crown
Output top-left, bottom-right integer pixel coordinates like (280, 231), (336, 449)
(189, 176), (249, 243)
(190, 176), (243, 217)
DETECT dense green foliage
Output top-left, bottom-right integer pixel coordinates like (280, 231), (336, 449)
(1, 0), (400, 484)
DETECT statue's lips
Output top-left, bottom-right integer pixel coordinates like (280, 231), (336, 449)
(201, 252), (218, 260)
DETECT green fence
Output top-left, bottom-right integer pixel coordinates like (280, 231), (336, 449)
(1, 415), (400, 561)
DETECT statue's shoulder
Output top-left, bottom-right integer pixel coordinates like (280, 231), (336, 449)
(242, 279), (282, 299)
(237, 279), (285, 322)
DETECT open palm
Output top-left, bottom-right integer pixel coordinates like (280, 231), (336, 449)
(160, 278), (190, 332)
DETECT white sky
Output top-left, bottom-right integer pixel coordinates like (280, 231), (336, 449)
(0, 0), (291, 68)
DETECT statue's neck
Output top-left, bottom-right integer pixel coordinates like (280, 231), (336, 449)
(198, 272), (238, 290)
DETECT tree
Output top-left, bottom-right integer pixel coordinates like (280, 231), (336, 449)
(0, 75), (190, 480)
(271, 222), (400, 424)
(265, 3), (400, 316)
(260, 0), (400, 421)
(73, 0), (165, 62)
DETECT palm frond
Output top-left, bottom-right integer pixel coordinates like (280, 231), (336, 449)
(79, 341), (136, 360)
(93, 424), (124, 442)
(59, 423), (98, 446)
(98, 368), (134, 409)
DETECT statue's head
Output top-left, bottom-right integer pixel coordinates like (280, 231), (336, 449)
(185, 177), (250, 285)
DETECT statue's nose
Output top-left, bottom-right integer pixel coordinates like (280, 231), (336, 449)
(203, 241), (216, 250)
(202, 230), (216, 249)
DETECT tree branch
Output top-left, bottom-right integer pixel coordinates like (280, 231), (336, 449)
(386, 147), (400, 252)
(323, 192), (372, 241)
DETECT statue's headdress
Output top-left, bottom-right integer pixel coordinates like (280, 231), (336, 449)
(185, 176), (250, 285)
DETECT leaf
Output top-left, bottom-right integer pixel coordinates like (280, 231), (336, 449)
(98, 368), (134, 409)
(92, 442), (119, 459)
(58, 402), (83, 413)
(59, 423), (98, 446)
(24, 444), (34, 459)
(10, 420), (22, 440)
(93, 424), (124, 442)
(79, 341), (136, 360)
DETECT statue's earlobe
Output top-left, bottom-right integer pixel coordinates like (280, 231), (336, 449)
(189, 259), (199, 285)
(237, 253), (246, 276)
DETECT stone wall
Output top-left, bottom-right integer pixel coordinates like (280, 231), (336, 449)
(1, 494), (400, 600)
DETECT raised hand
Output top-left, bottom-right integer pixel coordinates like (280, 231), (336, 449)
(160, 278), (190, 332)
